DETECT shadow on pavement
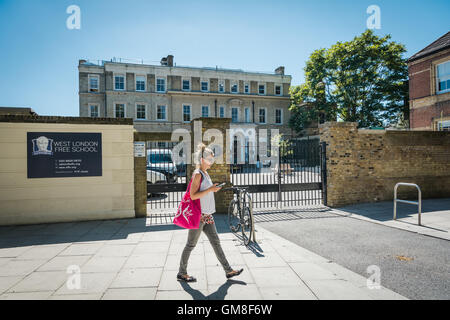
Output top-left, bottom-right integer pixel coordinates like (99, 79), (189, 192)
(253, 206), (343, 223)
(179, 279), (247, 300)
(0, 217), (178, 248)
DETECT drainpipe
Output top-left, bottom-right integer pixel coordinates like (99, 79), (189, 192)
(252, 100), (255, 123)
(104, 70), (107, 117)
(214, 99), (217, 117)
(171, 94), (174, 131)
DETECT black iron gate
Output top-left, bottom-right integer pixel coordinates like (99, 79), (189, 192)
(230, 138), (326, 209)
(146, 138), (327, 215)
(146, 141), (187, 211)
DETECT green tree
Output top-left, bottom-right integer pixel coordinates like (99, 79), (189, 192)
(289, 30), (408, 131)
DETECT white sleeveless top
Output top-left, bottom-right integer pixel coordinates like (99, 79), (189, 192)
(193, 168), (216, 214)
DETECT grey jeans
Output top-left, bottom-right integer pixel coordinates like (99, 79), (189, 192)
(178, 220), (233, 276)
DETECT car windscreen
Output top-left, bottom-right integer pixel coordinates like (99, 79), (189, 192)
(148, 153), (172, 164)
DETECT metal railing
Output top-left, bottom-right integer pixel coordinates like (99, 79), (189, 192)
(393, 183), (422, 225)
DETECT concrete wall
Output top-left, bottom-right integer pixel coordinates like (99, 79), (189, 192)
(320, 122), (450, 207)
(0, 116), (135, 226)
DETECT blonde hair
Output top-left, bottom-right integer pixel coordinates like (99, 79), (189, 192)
(194, 143), (214, 168)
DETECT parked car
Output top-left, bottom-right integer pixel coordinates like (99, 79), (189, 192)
(147, 149), (178, 183)
(147, 169), (166, 184)
(147, 169), (166, 197)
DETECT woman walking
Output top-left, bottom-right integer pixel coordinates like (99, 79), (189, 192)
(177, 143), (244, 282)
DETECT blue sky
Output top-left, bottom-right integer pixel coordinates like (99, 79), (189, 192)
(0, 0), (449, 116)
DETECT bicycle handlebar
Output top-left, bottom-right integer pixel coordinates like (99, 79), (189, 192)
(222, 186), (249, 192)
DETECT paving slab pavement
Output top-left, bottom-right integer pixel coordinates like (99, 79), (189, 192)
(0, 215), (407, 300)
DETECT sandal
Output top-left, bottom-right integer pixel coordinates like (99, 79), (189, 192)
(226, 268), (244, 279)
(177, 274), (197, 282)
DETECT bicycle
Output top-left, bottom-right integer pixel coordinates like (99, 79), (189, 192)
(224, 186), (254, 246)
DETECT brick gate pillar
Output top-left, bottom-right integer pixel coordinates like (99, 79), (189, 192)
(134, 133), (147, 218)
(188, 117), (233, 214)
(319, 121), (358, 207)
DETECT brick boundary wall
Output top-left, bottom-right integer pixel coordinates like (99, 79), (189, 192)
(319, 122), (450, 207)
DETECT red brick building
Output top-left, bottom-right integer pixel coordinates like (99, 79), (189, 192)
(408, 31), (450, 131)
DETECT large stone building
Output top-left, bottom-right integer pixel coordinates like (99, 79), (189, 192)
(408, 31), (450, 131)
(78, 55), (293, 146)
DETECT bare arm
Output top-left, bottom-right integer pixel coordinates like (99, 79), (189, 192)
(190, 172), (221, 200)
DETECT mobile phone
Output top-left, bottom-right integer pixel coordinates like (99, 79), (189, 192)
(216, 182), (226, 188)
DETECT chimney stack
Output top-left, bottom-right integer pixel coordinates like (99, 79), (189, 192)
(167, 55), (174, 67)
(275, 66), (285, 75)
(161, 55), (174, 67)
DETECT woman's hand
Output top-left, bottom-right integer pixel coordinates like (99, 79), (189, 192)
(208, 183), (222, 193)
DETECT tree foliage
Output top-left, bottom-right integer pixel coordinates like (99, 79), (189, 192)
(289, 30), (409, 131)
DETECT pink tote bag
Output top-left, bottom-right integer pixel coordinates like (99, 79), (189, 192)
(173, 172), (203, 229)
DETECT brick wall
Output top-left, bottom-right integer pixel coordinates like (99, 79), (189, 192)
(408, 49), (450, 129)
(410, 100), (450, 128)
(409, 68), (430, 100)
(320, 122), (450, 207)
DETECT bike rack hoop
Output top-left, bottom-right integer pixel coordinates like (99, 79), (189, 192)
(393, 183), (422, 226)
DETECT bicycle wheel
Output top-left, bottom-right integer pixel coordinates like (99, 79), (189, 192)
(227, 199), (240, 233)
(241, 206), (253, 246)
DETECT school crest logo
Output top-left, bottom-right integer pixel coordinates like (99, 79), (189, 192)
(32, 136), (53, 156)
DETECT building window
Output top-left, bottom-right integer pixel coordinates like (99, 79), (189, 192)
(201, 80), (209, 92)
(231, 82), (238, 93)
(244, 107), (250, 123)
(231, 107), (239, 123)
(136, 104), (146, 120)
(183, 105), (191, 122)
(219, 106), (225, 118)
(275, 109), (283, 124)
(157, 105), (167, 121)
(182, 79), (190, 91)
(259, 108), (266, 123)
(114, 74), (125, 91)
(115, 104), (125, 118)
(244, 82), (249, 94)
(89, 104), (99, 117)
(275, 85), (282, 96)
(437, 61), (450, 93)
(136, 75), (146, 92)
(202, 105), (209, 117)
(218, 80), (225, 93)
(156, 78), (166, 92)
(88, 75), (99, 92)
(437, 119), (450, 131)
(258, 83), (266, 95)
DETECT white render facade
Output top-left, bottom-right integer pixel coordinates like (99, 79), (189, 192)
(78, 55), (293, 136)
